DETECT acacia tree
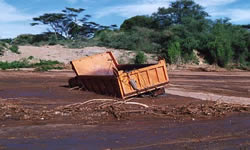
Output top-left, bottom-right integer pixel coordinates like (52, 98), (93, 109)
(31, 7), (108, 39)
(31, 13), (66, 39)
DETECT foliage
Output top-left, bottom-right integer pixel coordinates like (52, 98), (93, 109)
(28, 56), (34, 60)
(96, 0), (249, 68)
(0, 41), (21, 55)
(12, 33), (62, 45)
(0, 41), (7, 55)
(13, 34), (34, 45)
(33, 60), (63, 71)
(0, 59), (30, 70)
(152, 0), (208, 28)
(134, 51), (147, 64)
(0, 46), (4, 55)
(166, 42), (182, 64)
(0, 59), (63, 71)
(0, 39), (12, 44)
(120, 16), (155, 30)
(3, 1), (249, 69)
(95, 27), (162, 53)
(9, 45), (20, 54)
(31, 7), (115, 40)
(203, 19), (246, 67)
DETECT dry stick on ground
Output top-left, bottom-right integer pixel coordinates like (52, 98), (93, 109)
(57, 98), (150, 110)
(56, 99), (119, 109)
(123, 102), (149, 108)
(99, 99), (149, 109)
(53, 98), (151, 120)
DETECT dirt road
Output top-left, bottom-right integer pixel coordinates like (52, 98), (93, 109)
(0, 70), (249, 149)
(166, 71), (250, 104)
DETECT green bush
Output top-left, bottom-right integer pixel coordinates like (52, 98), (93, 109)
(28, 56), (34, 60)
(0, 41), (8, 55)
(13, 33), (65, 46)
(0, 41), (8, 54)
(0, 46), (4, 55)
(13, 34), (34, 45)
(167, 42), (181, 64)
(182, 52), (199, 64)
(208, 39), (233, 67)
(0, 41), (7, 48)
(95, 27), (162, 53)
(135, 51), (147, 64)
(0, 59), (63, 71)
(205, 20), (234, 67)
(32, 60), (63, 71)
(9, 45), (20, 54)
(0, 59), (30, 70)
(62, 39), (98, 48)
(0, 39), (12, 44)
(34, 65), (63, 72)
(33, 60), (61, 67)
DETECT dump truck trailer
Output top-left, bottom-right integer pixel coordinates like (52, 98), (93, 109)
(71, 52), (169, 99)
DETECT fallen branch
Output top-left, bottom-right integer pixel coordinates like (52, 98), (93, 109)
(57, 99), (118, 109)
(124, 102), (149, 108)
(119, 110), (147, 114)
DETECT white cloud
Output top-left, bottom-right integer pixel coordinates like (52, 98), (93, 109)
(209, 8), (250, 24)
(95, 0), (171, 18)
(230, 9), (250, 23)
(0, 23), (46, 39)
(194, 0), (250, 24)
(194, 0), (237, 7)
(95, 0), (241, 19)
(66, 0), (78, 4)
(0, 0), (45, 38)
(0, 0), (32, 22)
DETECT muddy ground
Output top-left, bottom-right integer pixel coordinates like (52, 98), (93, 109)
(0, 70), (249, 149)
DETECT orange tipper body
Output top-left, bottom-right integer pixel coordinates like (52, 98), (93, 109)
(71, 51), (169, 99)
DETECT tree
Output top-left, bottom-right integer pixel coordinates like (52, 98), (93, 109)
(120, 16), (155, 31)
(31, 13), (66, 39)
(94, 0), (250, 68)
(241, 24), (250, 29)
(152, 0), (209, 28)
(206, 19), (234, 67)
(31, 7), (107, 39)
(167, 41), (182, 64)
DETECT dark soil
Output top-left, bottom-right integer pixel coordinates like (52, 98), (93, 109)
(0, 70), (249, 149)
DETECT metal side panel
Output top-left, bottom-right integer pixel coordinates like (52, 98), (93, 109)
(71, 51), (118, 76)
(118, 60), (169, 99)
(77, 75), (122, 98)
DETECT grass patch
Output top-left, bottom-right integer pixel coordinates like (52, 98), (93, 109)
(32, 60), (63, 71)
(0, 59), (64, 71)
(0, 60), (30, 70)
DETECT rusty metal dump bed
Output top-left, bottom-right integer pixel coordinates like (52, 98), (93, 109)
(71, 52), (169, 99)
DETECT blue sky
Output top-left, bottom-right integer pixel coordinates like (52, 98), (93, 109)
(0, 0), (250, 38)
